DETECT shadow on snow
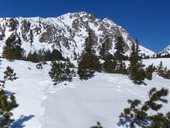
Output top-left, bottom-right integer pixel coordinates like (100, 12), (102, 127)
(11, 115), (35, 128)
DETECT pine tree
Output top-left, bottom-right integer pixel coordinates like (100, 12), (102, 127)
(145, 64), (155, 80)
(119, 88), (170, 128)
(49, 61), (75, 85)
(49, 49), (65, 61)
(3, 33), (24, 60)
(129, 41), (145, 85)
(114, 36), (127, 74)
(26, 51), (39, 62)
(0, 89), (18, 128)
(78, 29), (100, 80)
(102, 59), (117, 73)
(99, 35), (112, 60)
(0, 65), (18, 127)
(157, 61), (164, 76)
(84, 29), (96, 54)
(78, 52), (100, 80)
(4, 66), (17, 81)
(156, 61), (170, 79)
(114, 36), (125, 61)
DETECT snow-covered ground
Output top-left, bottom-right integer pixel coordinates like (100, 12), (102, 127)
(0, 58), (170, 128)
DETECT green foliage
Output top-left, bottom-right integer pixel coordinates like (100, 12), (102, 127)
(114, 36), (126, 61)
(112, 36), (128, 74)
(84, 29), (96, 54)
(26, 49), (65, 62)
(99, 35), (112, 60)
(156, 61), (170, 79)
(101, 53), (128, 74)
(46, 49), (65, 61)
(102, 58), (127, 74)
(0, 89), (18, 128)
(3, 34), (24, 60)
(78, 28), (100, 80)
(115, 61), (127, 74)
(119, 88), (170, 128)
(157, 61), (164, 76)
(25, 51), (39, 62)
(26, 51), (39, 62)
(164, 70), (170, 79)
(129, 42), (146, 85)
(145, 64), (155, 80)
(49, 61), (75, 85)
(0, 65), (18, 127)
(78, 52), (100, 80)
(102, 59), (117, 73)
(4, 66), (17, 81)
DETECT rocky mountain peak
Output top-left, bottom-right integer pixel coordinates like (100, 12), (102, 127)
(159, 45), (170, 57)
(0, 12), (155, 59)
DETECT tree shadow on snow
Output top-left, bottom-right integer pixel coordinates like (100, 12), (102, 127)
(11, 115), (35, 128)
(117, 118), (149, 128)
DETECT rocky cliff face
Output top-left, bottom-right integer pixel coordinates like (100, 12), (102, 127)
(0, 12), (155, 59)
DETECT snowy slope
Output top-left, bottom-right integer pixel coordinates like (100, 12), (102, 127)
(0, 60), (52, 128)
(0, 12), (155, 59)
(159, 45), (170, 56)
(0, 58), (169, 128)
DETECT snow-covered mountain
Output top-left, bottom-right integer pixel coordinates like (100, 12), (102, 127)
(0, 12), (155, 59)
(1, 12), (170, 128)
(159, 45), (170, 56)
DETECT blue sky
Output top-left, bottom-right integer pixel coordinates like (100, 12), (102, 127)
(1, 0), (170, 52)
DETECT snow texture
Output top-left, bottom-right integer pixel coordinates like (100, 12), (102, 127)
(0, 58), (169, 128)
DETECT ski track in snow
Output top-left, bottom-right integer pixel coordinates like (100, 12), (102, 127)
(0, 58), (169, 128)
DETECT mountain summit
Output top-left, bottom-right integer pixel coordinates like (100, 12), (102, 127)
(159, 45), (170, 57)
(0, 12), (155, 59)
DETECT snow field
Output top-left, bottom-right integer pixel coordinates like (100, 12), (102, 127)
(0, 58), (169, 128)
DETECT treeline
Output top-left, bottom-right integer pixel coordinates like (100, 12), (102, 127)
(77, 29), (170, 85)
(2, 33), (65, 62)
(2, 29), (170, 85)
